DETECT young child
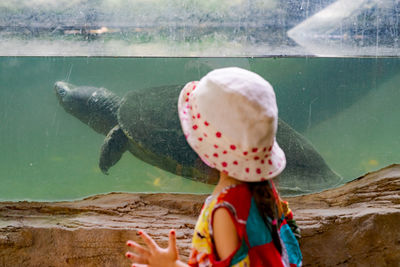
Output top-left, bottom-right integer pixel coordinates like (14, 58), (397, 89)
(125, 67), (302, 267)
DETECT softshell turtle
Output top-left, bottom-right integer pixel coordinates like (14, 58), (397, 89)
(54, 81), (342, 194)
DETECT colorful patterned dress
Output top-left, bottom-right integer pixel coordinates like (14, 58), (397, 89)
(188, 184), (302, 267)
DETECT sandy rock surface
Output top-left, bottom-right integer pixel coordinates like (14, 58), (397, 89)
(1, 164), (399, 267)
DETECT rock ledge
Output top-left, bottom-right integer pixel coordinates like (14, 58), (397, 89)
(1, 164), (399, 266)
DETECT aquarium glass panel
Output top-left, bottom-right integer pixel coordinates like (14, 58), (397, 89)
(1, 57), (400, 200)
(1, 0), (400, 56)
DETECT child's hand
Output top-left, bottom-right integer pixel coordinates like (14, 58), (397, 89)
(126, 229), (183, 267)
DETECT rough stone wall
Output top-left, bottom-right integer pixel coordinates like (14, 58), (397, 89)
(1, 165), (399, 266)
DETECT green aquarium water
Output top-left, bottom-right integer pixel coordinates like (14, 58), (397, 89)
(1, 57), (399, 201)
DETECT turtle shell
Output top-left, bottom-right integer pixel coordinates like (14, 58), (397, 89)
(119, 85), (189, 163)
(118, 84), (219, 184)
(117, 84), (342, 194)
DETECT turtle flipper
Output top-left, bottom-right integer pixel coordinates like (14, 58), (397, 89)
(99, 125), (128, 174)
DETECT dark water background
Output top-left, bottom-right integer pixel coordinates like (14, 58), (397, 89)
(1, 57), (399, 201)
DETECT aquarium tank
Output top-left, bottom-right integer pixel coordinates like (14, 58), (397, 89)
(1, 0), (399, 201)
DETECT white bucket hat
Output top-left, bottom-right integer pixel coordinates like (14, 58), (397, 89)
(178, 67), (286, 182)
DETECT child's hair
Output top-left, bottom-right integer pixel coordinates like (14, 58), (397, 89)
(248, 180), (283, 254)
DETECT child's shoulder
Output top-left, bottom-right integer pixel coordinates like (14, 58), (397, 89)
(214, 184), (252, 216)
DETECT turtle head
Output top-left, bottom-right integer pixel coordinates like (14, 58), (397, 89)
(54, 81), (70, 99)
(54, 81), (78, 104)
(54, 81), (121, 135)
(55, 81), (95, 104)
(54, 81), (97, 123)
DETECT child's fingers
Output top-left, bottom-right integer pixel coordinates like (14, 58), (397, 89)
(125, 252), (148, 264)
(138, 230), (158, 252)
(126, 240), (150, 257)
(131, 264), (147, 267)
(168, 229), (177, 253)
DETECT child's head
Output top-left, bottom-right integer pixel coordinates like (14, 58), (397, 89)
(178, 67), (286, 182)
